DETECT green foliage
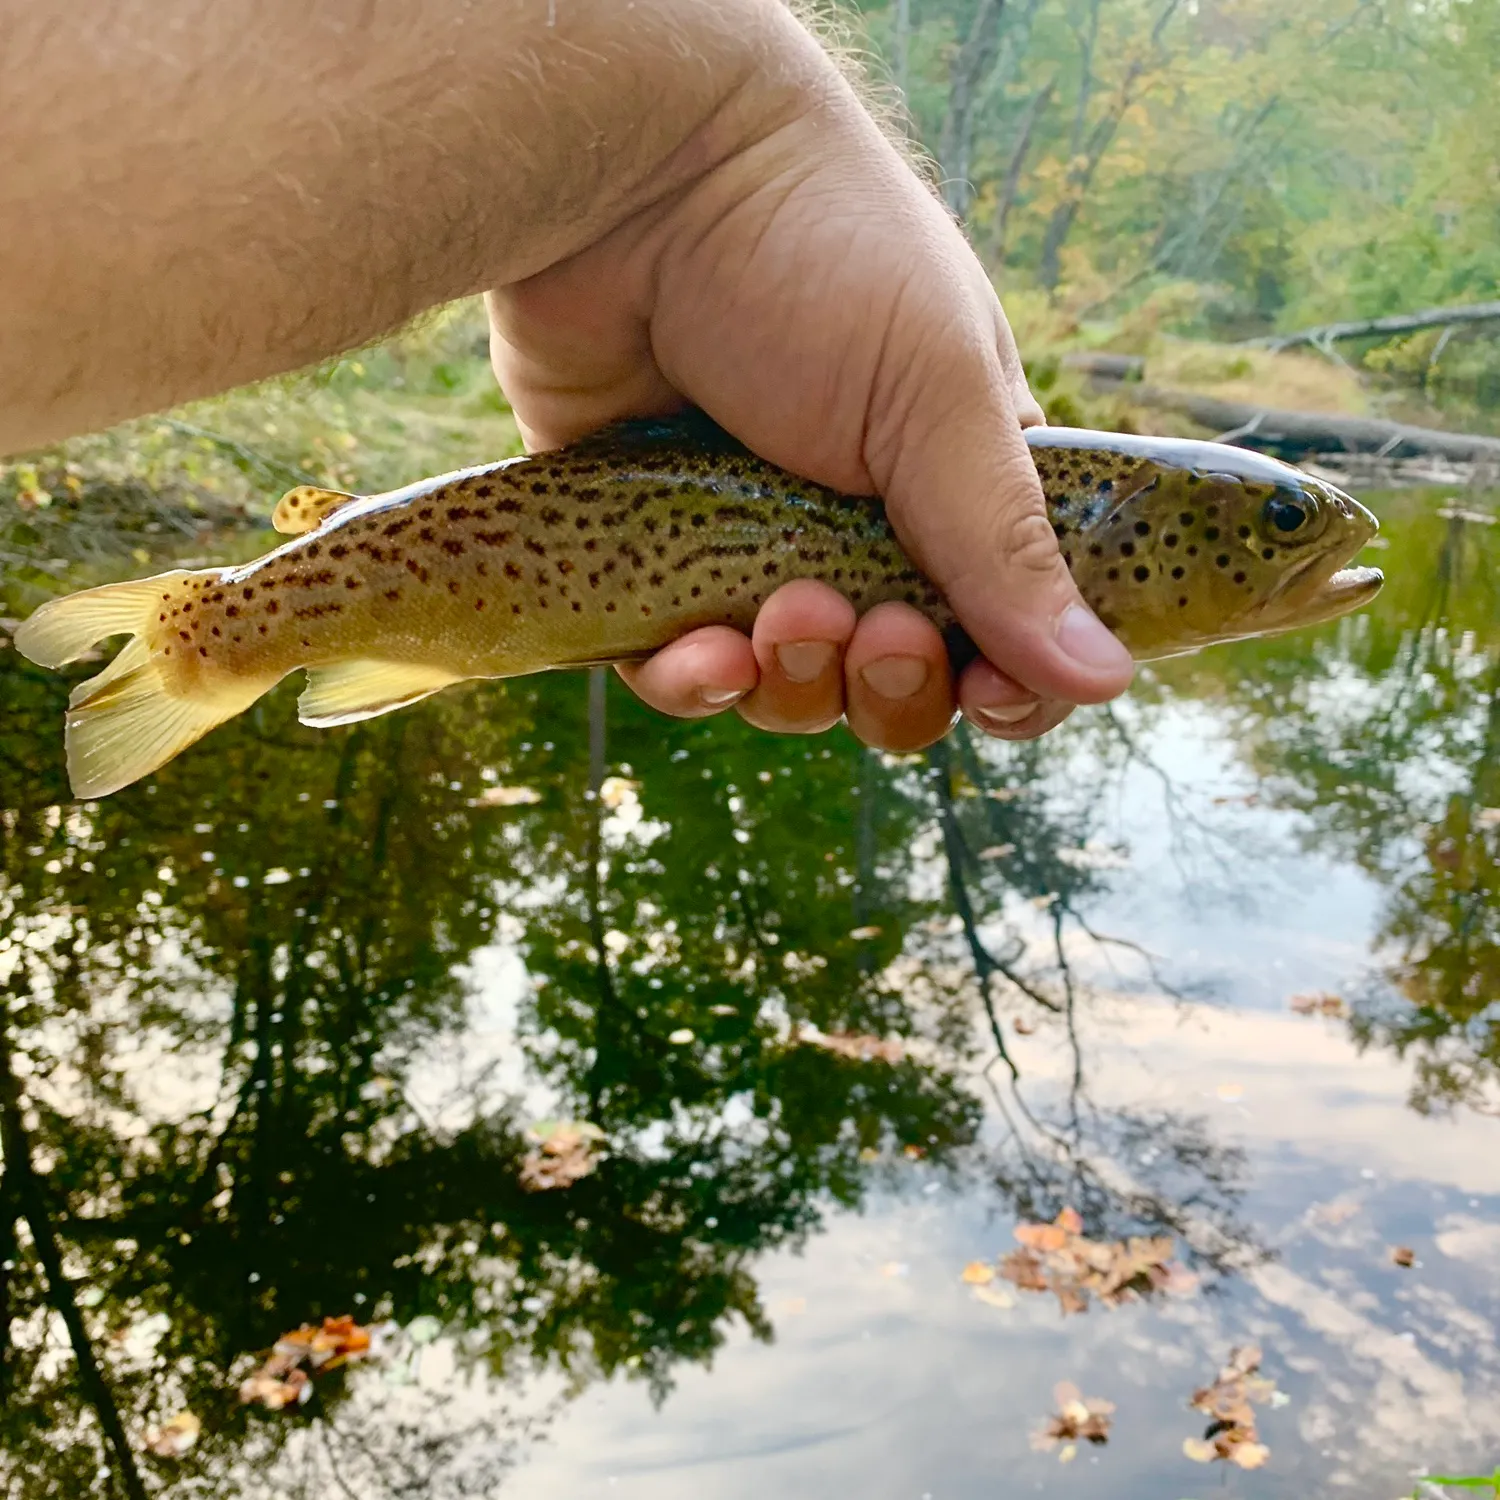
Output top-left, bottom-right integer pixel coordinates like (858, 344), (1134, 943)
(855, 0), (1500, 348)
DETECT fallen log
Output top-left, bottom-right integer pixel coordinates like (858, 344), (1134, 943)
(1242, 299), (1500, 352)
(1106, 383), (1500, 464)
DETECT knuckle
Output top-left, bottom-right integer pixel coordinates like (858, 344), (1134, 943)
(998, 507), (1067, 579)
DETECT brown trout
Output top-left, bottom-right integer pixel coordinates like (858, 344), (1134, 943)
(15, 413), (1382, 798)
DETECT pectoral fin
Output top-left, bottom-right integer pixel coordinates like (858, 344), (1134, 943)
(273, 485), (361, 536)
(298, 660), (468, 727)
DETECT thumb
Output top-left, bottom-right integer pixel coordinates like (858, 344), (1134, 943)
(866, 310), (1134, 707)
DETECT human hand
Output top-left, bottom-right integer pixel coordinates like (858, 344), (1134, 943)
(488, 7), (1133, 751)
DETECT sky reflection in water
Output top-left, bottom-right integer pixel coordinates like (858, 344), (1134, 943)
(0, 487), (1496, 1498)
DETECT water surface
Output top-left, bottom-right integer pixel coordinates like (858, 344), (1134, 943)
(0, 486), (1496, 1498)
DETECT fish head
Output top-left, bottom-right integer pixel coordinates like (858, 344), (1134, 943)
(1054, 437), (1384, 659)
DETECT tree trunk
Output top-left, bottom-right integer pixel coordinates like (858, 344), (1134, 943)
(990, 78), (1054, 262)
(938, 0), (1008, 219)
(1101, 382), (1500, 463)
(1245, 299), (1500, 351)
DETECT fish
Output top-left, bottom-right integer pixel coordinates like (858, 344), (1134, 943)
(14, 412), (1383, 799)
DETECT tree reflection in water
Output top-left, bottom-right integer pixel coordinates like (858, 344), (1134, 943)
(0, 482), (1492, 1493)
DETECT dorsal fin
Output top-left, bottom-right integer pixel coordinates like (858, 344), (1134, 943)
(272, 484), (361, 536)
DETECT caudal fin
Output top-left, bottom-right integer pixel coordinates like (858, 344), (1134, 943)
(15, 574), (277, 799)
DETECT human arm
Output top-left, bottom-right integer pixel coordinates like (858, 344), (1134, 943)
(0, 0), (1132, 747)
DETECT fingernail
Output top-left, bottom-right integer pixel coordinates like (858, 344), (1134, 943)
(1056, 603), (1131, 671)
(859, 655), (930, 700)
(776, 640), (837, 683)
(972, 701), (1038, 729)
(699, 687), (746, 707)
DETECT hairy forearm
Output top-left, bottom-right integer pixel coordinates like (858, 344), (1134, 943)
(0, 0), (826, 453)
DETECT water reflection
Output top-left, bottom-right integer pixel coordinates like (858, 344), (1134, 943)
(0, 484), (1495, 1494)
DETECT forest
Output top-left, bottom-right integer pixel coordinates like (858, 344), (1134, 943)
(849, 0), (1500, 417)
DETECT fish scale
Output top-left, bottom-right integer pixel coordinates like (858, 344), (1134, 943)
(14, 413), (1383, 799)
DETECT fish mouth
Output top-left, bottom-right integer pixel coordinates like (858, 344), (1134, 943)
(1256, 554), (1385, 633)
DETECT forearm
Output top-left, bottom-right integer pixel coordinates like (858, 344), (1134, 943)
(0, 0), (823, 453)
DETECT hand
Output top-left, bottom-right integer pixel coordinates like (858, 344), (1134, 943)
(488, 11), (1133, 751)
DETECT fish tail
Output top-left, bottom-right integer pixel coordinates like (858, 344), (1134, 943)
(14, 574), (278, 799)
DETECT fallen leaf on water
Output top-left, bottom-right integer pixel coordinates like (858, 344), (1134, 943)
(145, 1411), (201, 1457)
(597, 776), (640, 809)
(468, 785), (542, 808)
(996, 1207), (1192, 1315)
(1391, 1245), (1416, 1268)
(238, 1315), (375, 1410)
(1310, 1196), (1361, 1226)
(978, 843), (1016, 860)
(1211, 792), (1261, 807)
(971, 1284), (1015, 1310)
(1031, 1380), (1114, 1455)
(848, 925), (883, 941)
(1289, 991), (1348, 1018)
(709, 1004), (738, 1016)
(802, 1031), (905, 1065)
(962, 1260), (996, 1285)
(985, 787), (1023, 802)
(858, 1146), (880, 1163)
(1183, 1345), (1279, 1469)
(1012, 1016), (1037, 1035)
(901, 1144), (926, 1160)
(519, 1120), (605, 1192)
(1056, 842), (1131, 871)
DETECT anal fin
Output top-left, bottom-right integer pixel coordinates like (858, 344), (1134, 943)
(273, 485), (361, 536)
(298, 660), (467, 727)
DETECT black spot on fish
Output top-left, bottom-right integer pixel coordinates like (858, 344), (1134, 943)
(1216, 554), (1230, 568)
(1238, 525), (1252, 539)
(1204, 526), (1220, 542)
(1120, 541), (1135, 557)
(1233, 571), (1247, 584)
(1179, 513), (1195, 526)
(1171, 565), (1185, 580)
(1107, 567), (1119, 581)
(1133, 565), (1150, 582)
(1134, 520), (1151, 536)
(1262, 547), (1276, 560)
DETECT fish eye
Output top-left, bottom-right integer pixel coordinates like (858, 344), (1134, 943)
(1263, 495), (1314, 535)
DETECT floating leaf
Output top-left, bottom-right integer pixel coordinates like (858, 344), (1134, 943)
(468, 785), (542, 808)
(999, 1208), (1190, 1315)
(978, 843), (1016, 860)
(145, 1411), (201, 1457)
(848, 925), (883, 940)
(1391, 1245), (1417, 1268)
(597, 776), (640, 809)
(238, 1314), (375, 1410)
(962, 1260), (996, 1285)
(971, 1283), (1015, 1309)
(1183, 1345), (1280, 1469)
(1289, 991), (1348, 1018)
(1032, 1380), (1114, 1454)
(520, 1120), (605, 1191)
(803, 1030), (904, 1065)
